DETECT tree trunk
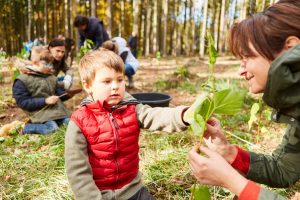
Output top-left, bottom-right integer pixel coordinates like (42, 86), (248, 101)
(145, 0), (151, 56)
(162, 0), (168, 56)
(248, 0), (256, 16)
(152, 0), (158, 54)
(219, 0), (226, 54)
(229, 0), (237, 27)
(119, 0), (125, 36)
(28, 0), (32, 41)
(133, 0), (139, 34)
(90, 0), (97, 17)
(199, 0), (208, 58)
(188, 0), (195, 55)
(239, 0), (247, 20)
(181, 0), (187, 55)
(261, 0), (266, 11)
(44, 0), (48, 42)
(106, 0), (112, 38)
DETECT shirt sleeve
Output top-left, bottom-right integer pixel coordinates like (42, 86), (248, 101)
(136, 103), (188, 132)
(238, 181), (260, 200)
(65, 120), (102, 200)
(231, 146), (250, 175)
(12, 79), (46, 111)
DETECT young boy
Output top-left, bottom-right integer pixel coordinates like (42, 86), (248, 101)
(65, 48), (190, 199)
(13, 48), (71, 134)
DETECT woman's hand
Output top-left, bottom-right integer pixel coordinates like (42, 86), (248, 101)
(188, 146), (248, 196)
(203, 118), (237, 163)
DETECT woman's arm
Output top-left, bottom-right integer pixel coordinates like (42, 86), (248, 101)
(246, 125), (300, 187)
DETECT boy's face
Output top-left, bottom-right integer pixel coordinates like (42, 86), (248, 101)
(84, 67), (125, 106)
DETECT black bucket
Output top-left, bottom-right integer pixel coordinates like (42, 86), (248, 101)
(131, 92), (172, 107)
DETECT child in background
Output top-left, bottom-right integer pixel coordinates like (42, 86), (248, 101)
(13, 47), (71, 134)
(102, 37), (139, 88)
(65, 48), (191, 200)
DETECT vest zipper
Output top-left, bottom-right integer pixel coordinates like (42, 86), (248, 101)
(109, 112), (120, 189)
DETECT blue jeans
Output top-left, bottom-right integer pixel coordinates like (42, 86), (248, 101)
(23, 118), (70, 134)
(125, 64), (135, 79)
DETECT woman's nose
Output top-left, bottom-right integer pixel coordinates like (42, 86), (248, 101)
(238, 61), (247, 77)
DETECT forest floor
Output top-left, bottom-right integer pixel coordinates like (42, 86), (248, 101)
(0, 56), (300, 199)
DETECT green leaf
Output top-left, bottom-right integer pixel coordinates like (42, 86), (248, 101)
(248, 103), (260, 130)
(213, 89), (245, 115)
(207, 32), (218, 66)
(184, 93), (209, 124)
(192, 185), (211, 200)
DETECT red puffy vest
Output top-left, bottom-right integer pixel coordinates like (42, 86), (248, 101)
(71, 101), (140, 190)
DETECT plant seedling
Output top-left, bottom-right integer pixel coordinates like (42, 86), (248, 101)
(186, 32), (245, 200)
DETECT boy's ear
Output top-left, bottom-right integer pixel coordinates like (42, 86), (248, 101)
(82, 80), (92, 94)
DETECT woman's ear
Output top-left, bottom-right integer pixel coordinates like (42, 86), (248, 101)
(284, 36), (300, 49)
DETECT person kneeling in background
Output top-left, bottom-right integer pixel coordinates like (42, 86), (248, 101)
(13, 47), (71, 134)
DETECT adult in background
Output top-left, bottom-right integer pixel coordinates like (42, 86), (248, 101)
(188, 1), (300, 199)
(128, 31), (138, 58)
(73, 15), (109, 50)
(48, 38), (73, 90)
(102, 37), (139, 88)
(57, 34), (76, 67)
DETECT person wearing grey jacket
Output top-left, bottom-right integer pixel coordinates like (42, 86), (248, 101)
(65, 49), (191, 200)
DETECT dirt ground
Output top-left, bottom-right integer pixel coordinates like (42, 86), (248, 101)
(0, 56), (240, 126)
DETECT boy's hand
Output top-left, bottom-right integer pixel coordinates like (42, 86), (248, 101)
(45, 96), (59, 105)
(183, 95), (207, 124)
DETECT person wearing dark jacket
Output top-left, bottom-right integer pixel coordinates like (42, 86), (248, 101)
(128, 32), (138, 58)
(188, 1), (300, 199)
(13, 48), (70, 134)
(73, 15), (109, 49)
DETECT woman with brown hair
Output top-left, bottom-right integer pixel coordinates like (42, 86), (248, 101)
(188, 1), (300, 199)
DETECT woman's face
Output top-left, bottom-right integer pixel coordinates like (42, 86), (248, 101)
(49, 46), (65, 61)
(238, 44), (272, 94)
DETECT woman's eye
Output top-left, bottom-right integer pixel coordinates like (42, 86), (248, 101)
(118, 78), (124, 82)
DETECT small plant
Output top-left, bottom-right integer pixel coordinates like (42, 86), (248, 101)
(16, 48), (30, 59)
(174, 65), (189, 79)
(77, 39), (94, 60)
(0, 48), (7, 61)
(186, 33), (245, 200)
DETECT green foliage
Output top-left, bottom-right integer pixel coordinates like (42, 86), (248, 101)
(77, 39), (94, 60)
(16, 48), (29, 59)
(248, 103), (260, 130)
(191, 185), (211, 200)
(0, 126), (73, 199)
(174, 65), (189, 79)
(186, 34), (245, 139)
(0, 48), (7, 60)
(12, 68), (20, 81)
(156, 51), (161, 60)
(187, 33), (245, 200)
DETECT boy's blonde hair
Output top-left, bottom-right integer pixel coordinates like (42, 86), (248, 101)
(79, 48), (124, 86)
(31, 46), (54, 64)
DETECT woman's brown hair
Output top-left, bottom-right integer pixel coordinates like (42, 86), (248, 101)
(229, 1), (300, 61)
